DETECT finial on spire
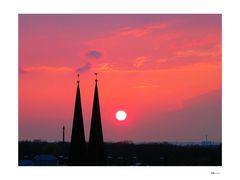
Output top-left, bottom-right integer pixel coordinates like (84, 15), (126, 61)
(77, 73), (80, 84)
(94, 73), (98, 82)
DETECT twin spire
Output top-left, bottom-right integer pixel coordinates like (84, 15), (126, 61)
(68, 73), (106, 166)
(68, 73), (87, 165)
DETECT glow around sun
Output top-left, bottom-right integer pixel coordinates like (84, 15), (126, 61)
(116, 110), (127, 121)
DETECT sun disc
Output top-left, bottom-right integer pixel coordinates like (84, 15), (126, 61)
(116, 110), (127, 121)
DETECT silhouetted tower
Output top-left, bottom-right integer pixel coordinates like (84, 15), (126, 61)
(88, 73), (106, 165)
(62, 126), (65, 143)
(68, 74), (87, 165)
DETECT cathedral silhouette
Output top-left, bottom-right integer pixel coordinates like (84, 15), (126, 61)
(68, 74), (106, 166)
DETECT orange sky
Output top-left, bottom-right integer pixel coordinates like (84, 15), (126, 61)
(19, 14), (221, 142)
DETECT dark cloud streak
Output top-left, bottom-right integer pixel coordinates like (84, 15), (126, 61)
(19, 67), (26, 75)
(76, 62), (91, 73)
(85, 50), (102, 59)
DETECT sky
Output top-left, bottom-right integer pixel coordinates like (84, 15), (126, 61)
(19, 14), (221, 142)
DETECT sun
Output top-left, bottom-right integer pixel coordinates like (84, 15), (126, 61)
(116, 110), (127, 121)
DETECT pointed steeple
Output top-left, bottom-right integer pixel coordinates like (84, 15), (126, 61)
(68, 74), (87, 165)
(88, 73), (106, 165)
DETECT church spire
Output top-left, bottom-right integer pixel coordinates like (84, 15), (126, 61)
(88, 73), (106, 165)
(68, 74), (87, 165)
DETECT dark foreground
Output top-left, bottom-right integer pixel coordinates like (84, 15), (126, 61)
(19, 141), (221, 166)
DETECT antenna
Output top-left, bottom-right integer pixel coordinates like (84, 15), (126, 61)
(62, 126), (65, 143)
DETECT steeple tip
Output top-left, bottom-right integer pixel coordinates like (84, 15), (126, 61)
(94, 73), (98, 83)
(77, 73), (80, 84)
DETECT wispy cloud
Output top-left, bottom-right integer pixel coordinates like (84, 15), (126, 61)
(97, 63), (112, 72)
(76, 62), (92, 73)
(175, 49), (220, 58)
(19, 66), (73, 73)
(86, 18), (221, 71)
(115, 23), (168, 38)
(19, 67), (27, 74)
(95, 62), (220, 74)
(134, 84), (162, 89)
(95, 66), (162, 73)
(133, 56), (147, 67)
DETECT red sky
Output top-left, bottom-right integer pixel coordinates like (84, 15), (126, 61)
(19, 14), (221, 142)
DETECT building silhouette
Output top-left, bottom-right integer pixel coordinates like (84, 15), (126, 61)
(68, 75), (87, 165)
(88, 75), (106, 165)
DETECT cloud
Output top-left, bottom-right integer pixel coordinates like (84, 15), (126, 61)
(115, 23), (168, 38)
(85, 50), (102, 59)
(76, 62), (91, 73)
(182, 89), (221, 110)
(134, 84), (161, 89)
(19, 67), (26, 74)
(146, 89), (222, 141)
(97, 63), (112, 72)
(175, 49), (219, 58)
(133, 56), (147, 67)
(19, 66), (73, 73)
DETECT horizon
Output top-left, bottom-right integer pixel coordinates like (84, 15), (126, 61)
(19, 139), (222, 144)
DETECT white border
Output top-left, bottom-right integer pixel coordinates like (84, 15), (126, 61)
(17, 0), (223, 14)
(1, 0), (240, 179)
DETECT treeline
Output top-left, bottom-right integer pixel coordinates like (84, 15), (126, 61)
(19, 140), (221, 166)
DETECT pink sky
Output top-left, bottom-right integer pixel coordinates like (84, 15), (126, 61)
(19, 14), (221, 142)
